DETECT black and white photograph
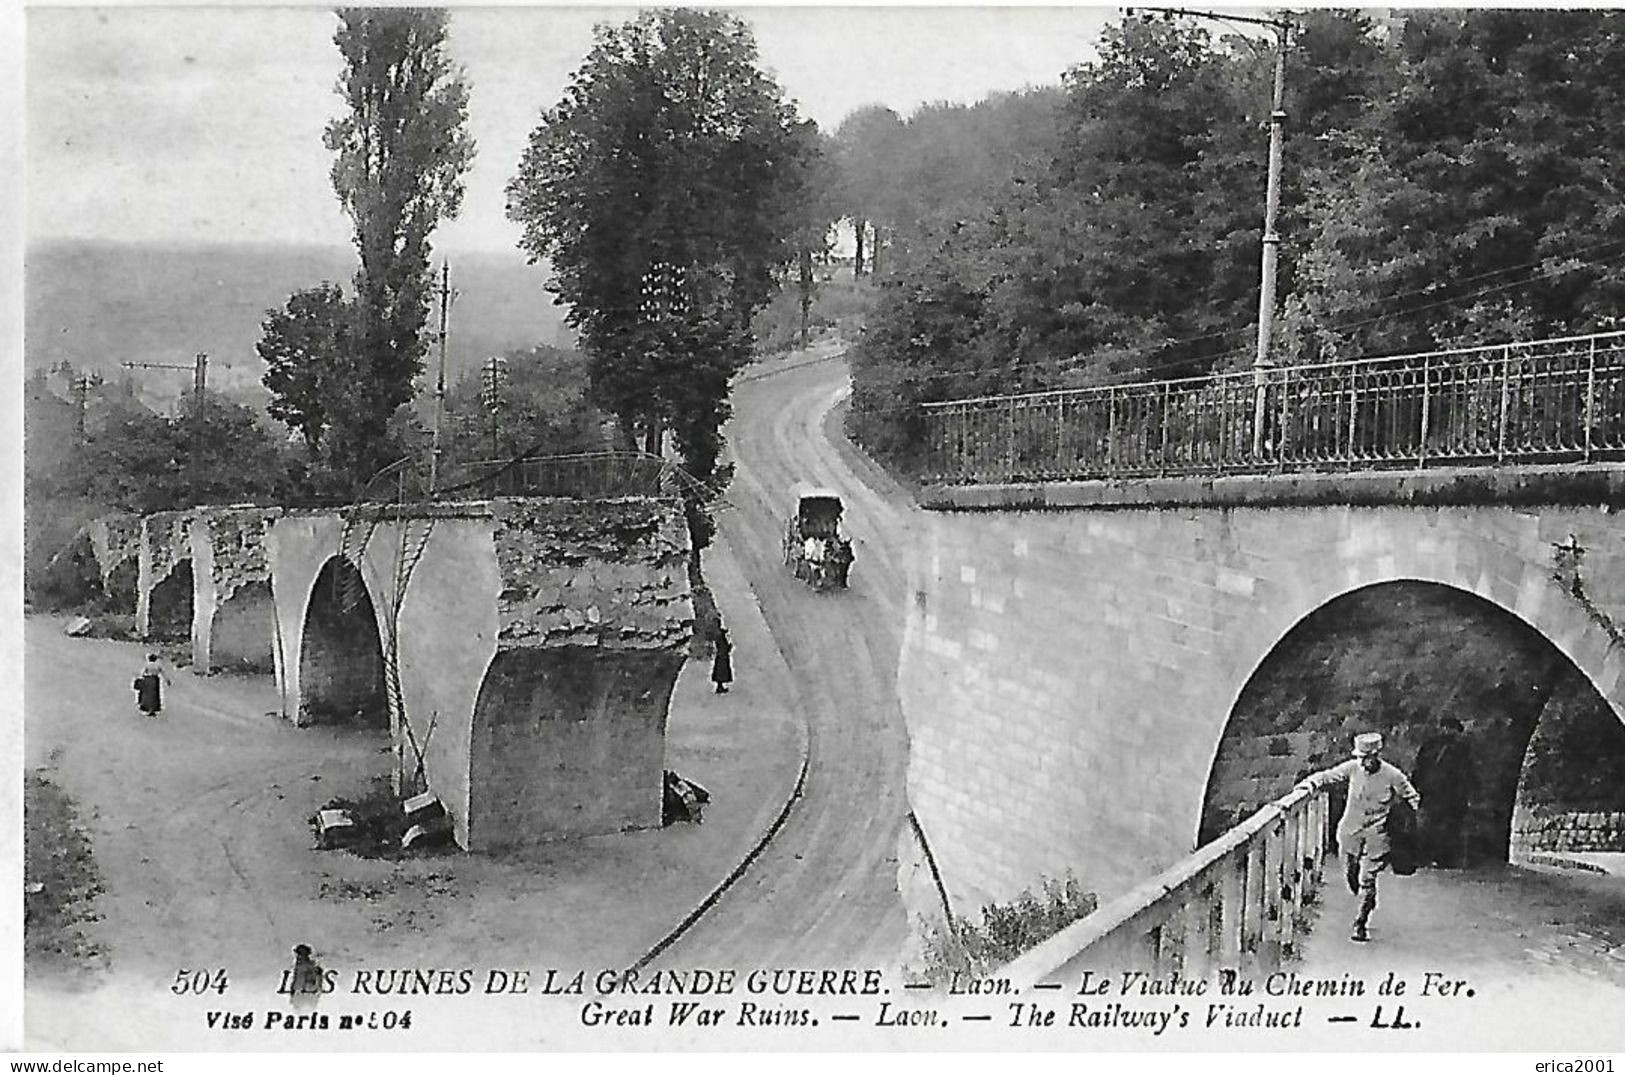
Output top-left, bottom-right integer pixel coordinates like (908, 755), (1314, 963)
(13, 3), (1625, 1063)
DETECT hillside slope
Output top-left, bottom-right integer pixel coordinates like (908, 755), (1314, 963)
(25, 239), (572, 404)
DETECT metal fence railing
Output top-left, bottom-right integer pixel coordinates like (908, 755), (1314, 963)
(922, 331), (1625, 485)
(441, 451), (688, 500)
(999, 785), (1333, 983)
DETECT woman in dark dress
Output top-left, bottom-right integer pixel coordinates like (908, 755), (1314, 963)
(134, 653), (166, 716)
(711, 626), (733, 694)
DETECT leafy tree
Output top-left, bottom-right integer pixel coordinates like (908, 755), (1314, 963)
(73, 397), (289, 514)
(324, 7), (475, 489)
(1282, 10), (1625, 361)
(506, 7), (810, 542)
(438, 344), (604, 470)
(258, 282), (356, 455)
(833, 105), (906, 275)
(784, 123), (842, 348)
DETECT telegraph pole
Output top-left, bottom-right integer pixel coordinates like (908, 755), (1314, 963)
(430, 262), (451, 492)
(72, 374), (90, 445)
(1141, 7), (1292, 453)
(124, 353), (209, 498)
(481, 354), (506, 459)
(123, 353), (207, 414)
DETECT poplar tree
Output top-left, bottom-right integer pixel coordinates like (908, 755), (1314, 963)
(322, 7), (475, 489)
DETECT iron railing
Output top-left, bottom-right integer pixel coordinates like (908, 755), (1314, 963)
(922, 331), (1625, 485)
(441, 450), (692, 500)
(999, 785), (1333, 983)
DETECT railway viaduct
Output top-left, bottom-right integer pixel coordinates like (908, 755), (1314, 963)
(899, 467), (1625, 917)
(76, 496), (694, 852)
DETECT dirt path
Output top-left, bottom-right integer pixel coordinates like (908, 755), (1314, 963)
(651, 345), (918, 970)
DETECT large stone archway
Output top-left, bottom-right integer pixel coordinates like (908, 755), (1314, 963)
(1199, 580), (1625, 861)
(297, 557), (387, 728)
(466, 646), (683, 850)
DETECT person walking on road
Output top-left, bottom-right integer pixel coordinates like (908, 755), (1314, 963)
(134, 653), (170, 717)
(711, 625), (733, 694)
(1296, 732), (1422, 943)
(1412, 716), (1475, 868)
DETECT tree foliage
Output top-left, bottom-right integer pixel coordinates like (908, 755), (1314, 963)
(42, 395), (290, 515)
(323, 7), (475, 489)
(437, 344), (604, 470)
(848, 10), (1625, 469)
(506, 7), (813, 523)
(258, 282), (356, 455)
(833, 105), (906, 275)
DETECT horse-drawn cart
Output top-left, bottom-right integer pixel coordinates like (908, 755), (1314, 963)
(783, 485), (853, 591)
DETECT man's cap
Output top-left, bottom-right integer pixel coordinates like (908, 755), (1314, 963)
(1352, 732), (1383, 757)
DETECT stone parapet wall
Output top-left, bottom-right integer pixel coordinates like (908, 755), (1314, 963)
(1512, 809), (1625, 854)
(204, 508), (279, 603)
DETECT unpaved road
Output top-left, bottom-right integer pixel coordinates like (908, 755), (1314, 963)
(650, 344), (921, 970)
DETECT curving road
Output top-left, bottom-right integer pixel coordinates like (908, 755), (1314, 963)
(650, 345), (922, 969)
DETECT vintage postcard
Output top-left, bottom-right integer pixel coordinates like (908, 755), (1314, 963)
(13, 3), (1625, 1064)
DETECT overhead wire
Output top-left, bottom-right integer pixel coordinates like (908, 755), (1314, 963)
(841, 246), (1625, 417)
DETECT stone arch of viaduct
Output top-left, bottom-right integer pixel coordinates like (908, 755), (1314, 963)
(900, 494), (1625, 917)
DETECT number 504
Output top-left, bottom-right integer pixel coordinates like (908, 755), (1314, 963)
(172, 969), (229, 995)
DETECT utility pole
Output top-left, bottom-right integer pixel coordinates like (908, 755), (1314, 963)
(430, 262), (452, 492)
(123, 353), (209, 498)
(72, 374), (90, 445)
(123, 353), (207, 415)
(1139, 7), (1292, 453)
(480, 354), (506, 459)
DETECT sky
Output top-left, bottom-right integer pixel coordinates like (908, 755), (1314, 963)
(26, 4), (1118, 257)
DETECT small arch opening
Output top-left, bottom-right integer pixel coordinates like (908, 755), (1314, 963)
(146, 560), (194, 641)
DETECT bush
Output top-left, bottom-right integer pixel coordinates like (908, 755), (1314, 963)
(915, 871), (1097, 986)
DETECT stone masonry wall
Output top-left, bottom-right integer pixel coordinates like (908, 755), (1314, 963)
(463, 497), (694, 846)
(93, 514), (143, 603)
(489, 497), (693, 650)
(468, 648), (684, 847)
(190, 507), (281, 673)
(900, 501), (1625, 916)
(137, 510), (194, 638)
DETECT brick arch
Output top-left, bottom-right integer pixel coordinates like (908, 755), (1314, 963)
(296, 555), (389, 728)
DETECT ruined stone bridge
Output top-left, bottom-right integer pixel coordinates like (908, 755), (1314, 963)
(74, 497), (693, 852)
